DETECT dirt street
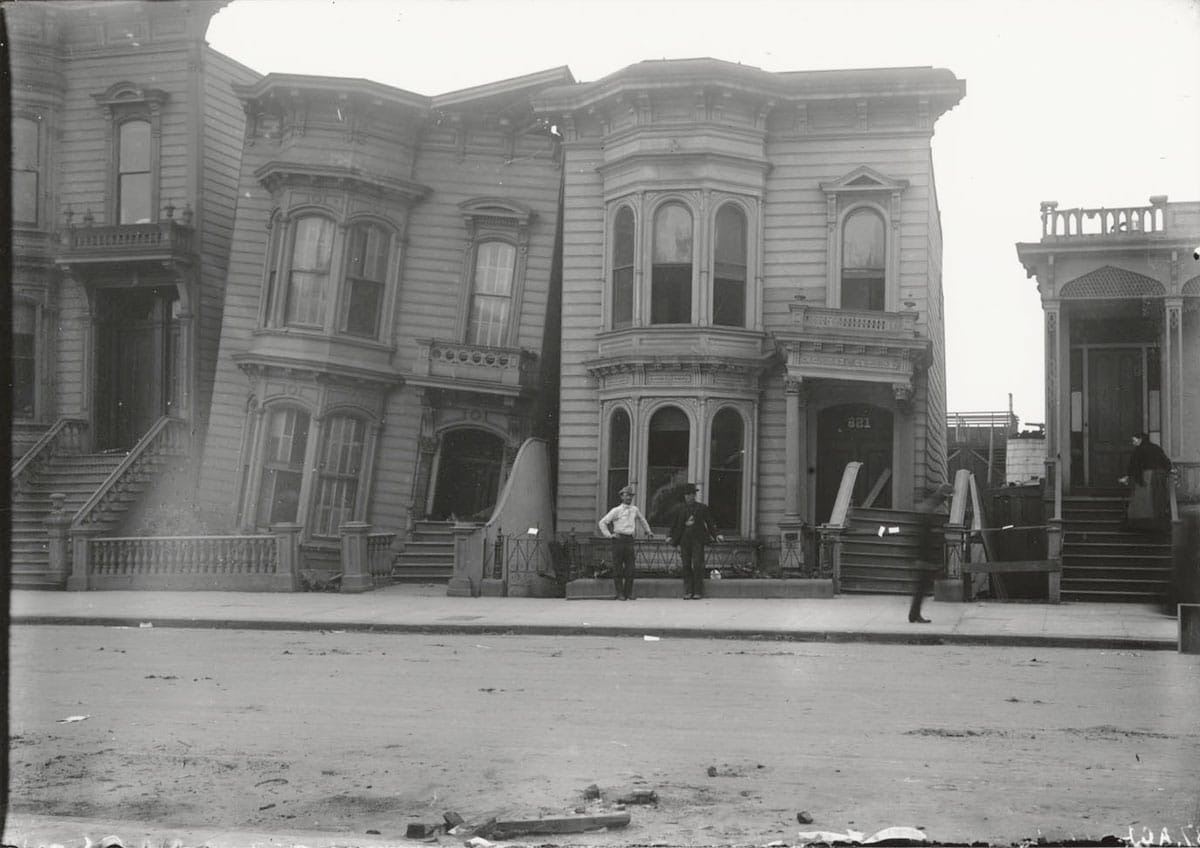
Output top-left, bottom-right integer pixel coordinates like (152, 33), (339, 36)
(6, 625), (1199, 846)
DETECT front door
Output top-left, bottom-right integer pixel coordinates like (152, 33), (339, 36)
(430, 429), (505, 521)
(816, 404), (893, 522)
(95, 288), (174, 451)
(1085, 347), (1144, 486)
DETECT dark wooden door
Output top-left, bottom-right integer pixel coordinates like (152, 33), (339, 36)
(431, 429), (504, 521)
(1086, 347), (1142, 486)
(816, 404), (893, 522)
(95, 289), (167, 451)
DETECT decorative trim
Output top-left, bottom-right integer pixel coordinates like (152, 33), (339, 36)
(1058, 265), (1167, 299)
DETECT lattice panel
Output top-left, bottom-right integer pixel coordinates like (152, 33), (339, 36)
(1058, 265), (1165, 299)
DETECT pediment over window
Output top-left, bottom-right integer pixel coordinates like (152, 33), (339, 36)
(1058, 265), (1165, 299)
(820, 166), (908, 196)
(254, 161), (430, 205)
(92, 82), (170, 110)
(459, 197), (536, 230)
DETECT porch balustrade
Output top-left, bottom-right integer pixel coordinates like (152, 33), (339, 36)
(789, 303), (919, 338)
(414, 339), (538, 391)
(1039, 197), (1167, 240)
(90, 535), (278, 578)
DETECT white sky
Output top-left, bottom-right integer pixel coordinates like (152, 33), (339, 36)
(206, 0), (1200, 426)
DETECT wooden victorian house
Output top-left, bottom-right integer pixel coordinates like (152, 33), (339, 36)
(192, 68), (570, 577)
(533, 60), (965, 590)
(1016, 198), (1200, 602)
(8, 0), (259, 587)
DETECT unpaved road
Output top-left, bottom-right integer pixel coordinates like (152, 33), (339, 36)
(6, 625), (1199, 846)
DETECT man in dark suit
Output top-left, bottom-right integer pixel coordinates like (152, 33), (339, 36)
(668, 483), (723, 599)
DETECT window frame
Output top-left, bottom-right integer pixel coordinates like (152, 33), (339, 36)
(840, 207), (887, 312)
(819, 167), (907, 311)
(610, 204), (637, 330)
(11, 114), (42, 227)
(253, 404), (313, 530)
(649, 200), (695, 326)
(11, 299), (40, 420)
(338, 220), (394, 339)
(117, 118), (153, 225)
(711, 201), (749, 328)
(93, 82), (168, 227)
(454, 198), (535, 349)
(310, 412), (369, 538)
(465, 239), (519, 347)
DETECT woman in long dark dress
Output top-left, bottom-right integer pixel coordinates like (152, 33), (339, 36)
(1119, 432), (1173, 532)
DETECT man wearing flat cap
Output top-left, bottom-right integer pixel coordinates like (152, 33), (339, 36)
(668, 483), (723, 599)
(598, 484), (654, 600)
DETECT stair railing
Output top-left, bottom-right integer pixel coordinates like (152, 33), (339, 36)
(10, 417), (89, 495)
(70, 416), (190, 532)
(818, 461), (862, 591)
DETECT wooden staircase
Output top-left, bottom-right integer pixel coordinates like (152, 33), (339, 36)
(391, 520), (457, 583)
(1061, 490), (1172, 603)
(837, 506), (946, 594)
(10, 452), (127, 588)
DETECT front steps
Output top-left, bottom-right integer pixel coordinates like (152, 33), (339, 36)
(837, 506), (946, 595)
(1061, 491), (1172, 603)
(391, 520), (457, 583)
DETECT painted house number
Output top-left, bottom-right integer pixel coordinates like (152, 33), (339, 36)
(846, 416), (872, 429)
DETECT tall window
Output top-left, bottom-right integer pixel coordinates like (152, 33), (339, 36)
(713, 204), (747, 327)
(285, 216), (335, 327)
(611, 206), (635, 329)
(312, 415), (366, 537)
(12, 302), (37, 419)
(467, 241), (516, 346)
(341, 223), (391, 338)
(607, 408), (631, 508)
(12, 117), (39, 226)
(262, 215), (283, 327)
(651, 203), (693, 324)
(708, 408), (744, 534)
(255, 407), (311, 526)
(841, 209), (886, 311)
(118, 120), (152, 224)
(647, 406), (690, 526)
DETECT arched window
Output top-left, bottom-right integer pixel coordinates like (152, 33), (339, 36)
(713, 204), (747, 327)
(647, 406), (691, 525)
(255, 406), (311, 527)
(651, 203), (693, 324)
(607, 408), (631, 508)
(708, 408), (744, 534)
(12, 117), (39, 226)
(12, 301), (37, 418)
(118, 120), (152, 224)
(841, 209), (886, 311)
(611, 206), (635, 329)
(284, 216), (336, 327)
(341, 222), (392, 338)
(312, 414), (367, 537)
(467, 240), (517, 346)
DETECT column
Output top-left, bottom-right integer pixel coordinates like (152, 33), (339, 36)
(1044, 304), (1064, 490)
(1164, 299), (1184, 457)
(783, 377), (805, 520)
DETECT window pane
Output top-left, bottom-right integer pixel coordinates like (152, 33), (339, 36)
(647, 406), (690, 526)
(312, 416), (365, 537)
(343, 280), (383, 337)
(119, 121), (151, 171)
(12, 171), (37, 225)
(286, 218), (335, 327)
(12, 303), (36, 418)
(468, 242), (515, 345)
(843, 209), (885, 269)
(709, 408), (744, 533)
(119, 173), (152, 224)
(256, 408), (310, 527)
(653, 204), (692, 263)
(714, 204), (746, 266)
(348, 223), (391, 282)
(468, 295), (509, 346)
(612, 207), (635, 329)
(474, 242), (516, 295)
(12, 118), (38, 168)
(650, 266), (691, 324)
(607, 409), (631, 508)
(842, 277), (885, 311)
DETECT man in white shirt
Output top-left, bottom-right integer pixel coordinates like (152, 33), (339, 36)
(598, 484), (654, 600)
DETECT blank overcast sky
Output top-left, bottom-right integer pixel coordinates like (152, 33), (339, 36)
(206, 0), (1200, 426)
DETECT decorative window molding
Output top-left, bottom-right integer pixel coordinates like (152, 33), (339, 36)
(820, 166), (907, 311)
(455, 197), (535, 348)
(93, 82), (169, 226)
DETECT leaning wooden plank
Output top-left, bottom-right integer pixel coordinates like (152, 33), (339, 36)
(491, 812), (631, 837)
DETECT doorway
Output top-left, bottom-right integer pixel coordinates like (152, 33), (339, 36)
(1071, 344), (1159, 487)
(94, 287), (178, 451)
(816, 403), (893, 522)
(430, 428), (505, 521)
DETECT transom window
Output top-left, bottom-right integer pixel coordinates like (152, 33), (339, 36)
(12, 117), (39, 226)
(841, 208), (886, 311)
(118, 120), (152, 225)
(467, 241), (517, 346)
(651, 204), (694, 324)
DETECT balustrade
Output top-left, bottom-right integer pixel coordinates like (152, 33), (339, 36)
(59, 220), (196, 256)
(367, 532), (396, 587)
(415, 338), (538, 390)
(1039, 198), (1167, 240)
(11, 417), (89, 493)
(89, 535), (278, 577)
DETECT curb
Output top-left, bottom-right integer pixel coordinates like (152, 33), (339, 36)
(9, 615), (1178, 651)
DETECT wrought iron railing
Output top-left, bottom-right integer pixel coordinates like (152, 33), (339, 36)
(10, 416), (89, 495)
(72, 416), (190, 531)
(89, 535), (278, 578)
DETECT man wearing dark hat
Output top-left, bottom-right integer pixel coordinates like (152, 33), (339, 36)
(668, 483), (723, 599)
(908, 482), (954, 623)
(598, 484), (654, 600)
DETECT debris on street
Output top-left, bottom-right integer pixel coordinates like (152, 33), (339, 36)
(57, 715), (90, 723)
(797, 810), (815, 824)
(489, 811), (631, 838)
(616, 789), (658, 805)
(583, 783), (601, 800)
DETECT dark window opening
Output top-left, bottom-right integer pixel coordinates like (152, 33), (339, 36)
(607, 409), (631, 509)
(708, 408), (744, 534)
(612, 207), (635, 329)
(651, 203), (693, 324)
(713, 204), (747, 327)
(647, 406), (691, 526)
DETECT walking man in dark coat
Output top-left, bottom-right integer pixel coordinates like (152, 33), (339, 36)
(909, 483), (954, 623)
(668, 483), (723, 599)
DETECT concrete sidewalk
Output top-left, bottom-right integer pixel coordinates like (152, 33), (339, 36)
(8, 585), (1184, 650)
